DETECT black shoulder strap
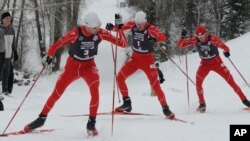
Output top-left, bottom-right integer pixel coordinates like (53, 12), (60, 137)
(146, 23), (151, 30)
(207, 34), (211, 41)
(146, 24), (155, 38)
(77, 26), (83, 36)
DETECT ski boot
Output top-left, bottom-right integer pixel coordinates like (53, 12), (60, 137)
(86, 116), (98, 136)
(24, 114), (47, 132)
(115, 97), (132, 112)
(197, 103), (206, 113)
(242, 99), (250, 107)
(162, 105), (175, 119)
(0, 101), (4, 111)
(0, 95), (4, 101)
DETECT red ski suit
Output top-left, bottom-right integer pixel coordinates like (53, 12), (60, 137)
(117, 21), (169, 107)
(178, 35), (246, 104)
(40, 26), (127, 117)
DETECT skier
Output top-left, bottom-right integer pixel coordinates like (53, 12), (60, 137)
(178, 25), (250, 112)
(24, 12), (127, 136)
(106, 11), (175, 119)
(151, 62), (165, 96)
(0, 12), (18, 95)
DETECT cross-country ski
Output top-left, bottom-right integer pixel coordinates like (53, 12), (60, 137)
(61, 111), (161, 117)
(0, 129), (54, 137)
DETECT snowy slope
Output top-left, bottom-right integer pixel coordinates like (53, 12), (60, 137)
(1, 0), (250, 141)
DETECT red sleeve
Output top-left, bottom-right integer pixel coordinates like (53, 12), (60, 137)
(177, 36), (197, 48)
(113, 20), (135, 31)
(98, 28), (128, 47)
(210, 35), (230, 52)
(121, 20), (135, 31)
(148, 25), (166, 42)
(47, 27), (79, 57)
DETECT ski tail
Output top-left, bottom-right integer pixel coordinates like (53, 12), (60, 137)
(61, 111), (161, 117)
(0, 129), (54, 137)
(171, 117), (195, 124)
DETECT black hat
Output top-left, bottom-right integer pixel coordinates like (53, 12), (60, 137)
(1, 12), (11, 21)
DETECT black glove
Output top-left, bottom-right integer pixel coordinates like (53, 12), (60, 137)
(106, 23), (114, 31)
(160, 78), (165, 84)
(42, 55), (53, 66)
(115, 13), (123, 29)
(223, 52), (230, 58)
(13, 50), (18, 61)
(148, 36), (156, 42)
(181, 29), (187, 38)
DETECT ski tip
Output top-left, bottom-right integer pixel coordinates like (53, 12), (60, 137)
(243, 107), (250, 111)
(23, 126), (32, 133)
(166, 117), (195, 125)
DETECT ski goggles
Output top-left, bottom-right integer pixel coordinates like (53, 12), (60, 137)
(91, 25), (101, 30)
(136, 22), (146, 26)
(135, 22), (146, 29)
(196, 33), (207, 41)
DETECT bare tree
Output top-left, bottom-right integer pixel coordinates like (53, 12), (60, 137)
(211, 0), (223, 35)
(32, 0), (46, 58)
(15, 0), (26, 69)
(67, 0), (80, 31)
(51, 0), (64, 71)
(0, 0), (8, 12)
(11, 0), (17, 21)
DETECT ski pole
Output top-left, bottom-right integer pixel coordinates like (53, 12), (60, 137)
(227, 58), (250, 88)
(1, 67), (45, 135)
(110, 31), (121, 103)
(185, 52), (190, 108)
(111, 30), (119, 136)
(157, 45), (196, 86)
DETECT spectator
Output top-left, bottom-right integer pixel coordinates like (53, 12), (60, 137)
(0, 12), (18, 96)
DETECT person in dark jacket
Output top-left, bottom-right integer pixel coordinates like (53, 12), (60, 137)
(0, 12), (18, 96)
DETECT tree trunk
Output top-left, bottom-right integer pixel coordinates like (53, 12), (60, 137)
(15, 0), (25, 69)
(212, 0), (222, 35)
(72, 0), (80, 27)
(66, 0), (80, 30)
(7, 0), (10, 9)
(11, 0), (17, 18)
(197, 0), (201, 26)
(39, 0), (46, 55)
(33, 0), (46, 58)
(52, 0), (64, 72)
(0, 0), (8, 11)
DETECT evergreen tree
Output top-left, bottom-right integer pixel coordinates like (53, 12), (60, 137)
(145, 0), (156, 25)
(221, 0), (250, 40)
(184, 0), (198, 35)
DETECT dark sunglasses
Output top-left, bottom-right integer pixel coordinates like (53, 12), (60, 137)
(91, 26), (101, 30)
(196, 33), (206, 40)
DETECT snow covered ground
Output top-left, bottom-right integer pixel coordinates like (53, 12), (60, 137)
(1, 0), (250, 141)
